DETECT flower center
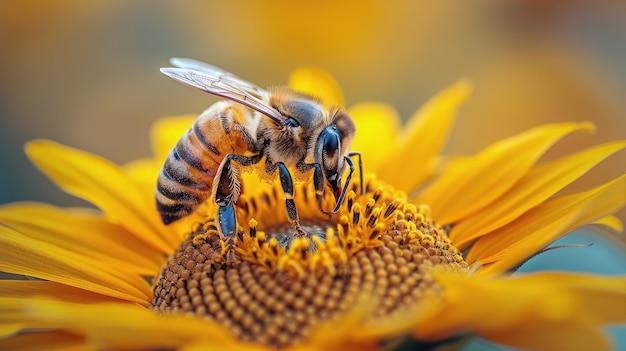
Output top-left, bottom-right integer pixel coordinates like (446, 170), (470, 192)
(151, 176), (468, 348)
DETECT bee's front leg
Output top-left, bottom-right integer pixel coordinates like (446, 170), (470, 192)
(266, 160), (306, 237)
(348, 151), (364, 195)
(296, 161), (329, 218)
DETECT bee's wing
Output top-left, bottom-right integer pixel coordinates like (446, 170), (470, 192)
(160, 66), (285, 125)
(169, 58), (268, 100)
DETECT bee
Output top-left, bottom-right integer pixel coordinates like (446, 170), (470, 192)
(156, 58), (363, 239)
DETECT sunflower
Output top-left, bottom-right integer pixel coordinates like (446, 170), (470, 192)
(1, 67), (625, 351)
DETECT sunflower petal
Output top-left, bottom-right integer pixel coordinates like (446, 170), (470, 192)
(486, 320), (610, 351)
(0, 202), (163, 274)
(591, 215), (623, 233)
(123, 158), (164, 214)
(25, 140), (177, 251)
(2, 298), (244, 350)
(469, 175), (626, 275)
(475, 273), (626, 351)
(181, 341), (270, 351)
(450, 141), (626, 248)
(414, 272), (622, 351)
(417, 122), (595, 224)
(377, 79), (472, 191)
(123, 158), (194, 242)
(150, 115), (197, 161)
(542, 273), (626, 325)
(0, 280), (128, 305)
(0, 225), (150, 304)
(0, 330), (85, 351)
(123, 158), (162, 194)
(348, 102), (401, 171)
(0, 324), (23, 339)
(288, 67), (344, 107)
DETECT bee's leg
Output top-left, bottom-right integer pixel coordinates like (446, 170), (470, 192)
(297, 157), (355, 215)
(348, 152), (364, 195)
(266, 160), (305, 236)
(296, 161), (327, 217)
(333, 156), (355, 212)
(217, 203), (237, 261)
(214, 153), (263, 259)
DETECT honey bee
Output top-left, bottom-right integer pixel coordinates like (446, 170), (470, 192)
(157, 58), (362, 239)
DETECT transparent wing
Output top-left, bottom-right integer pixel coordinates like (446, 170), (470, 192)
(169, 58), (268, 102)
(160, 66), (285, 125)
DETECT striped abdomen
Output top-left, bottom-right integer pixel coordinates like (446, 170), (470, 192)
(156, 103), (254, 224)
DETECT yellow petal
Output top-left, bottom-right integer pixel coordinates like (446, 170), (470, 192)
(348, 102), (401, 171)
(469, 175), (626, 275)
(415, 272), (622, 351)
(485, 316), (610, 351)
(0, 324), (23, 339)
(0, 202), (163, 275)
(123, 158), (163, 214)
(150, 115), (197, 161)
(591, 215), (623, 233)
(25, 140), (178, 252)
(0, 225), (150, 304)
(124, 158), (193, 242)
(450, 141), (626, 248)
(476, 274), (626, 351)
(377, 79), (472, 192)
(540, 273), (626, 325)
(0, 281), (124, 304)
(417, 122), (595, 224)
(182, 340), (270, 351)
(288, 67), (345, 107)
(123, 157), (162, 194)
(2, 298), (243, 350)
(0, 330), (85, 350)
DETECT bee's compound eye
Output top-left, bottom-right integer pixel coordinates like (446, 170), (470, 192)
(283, 117), (300, 128)
(322, 134), (338, 159)
(321, 132), (340, 173)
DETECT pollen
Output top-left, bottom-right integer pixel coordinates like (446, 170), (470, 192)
(151, 176), (468, 349)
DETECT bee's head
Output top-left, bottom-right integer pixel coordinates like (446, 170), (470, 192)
(314, 111), (356, 205)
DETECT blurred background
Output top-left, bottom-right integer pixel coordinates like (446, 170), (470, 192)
(0, 1), (625, 349)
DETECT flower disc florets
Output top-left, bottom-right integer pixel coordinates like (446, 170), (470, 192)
(151, 177), (468, 348)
